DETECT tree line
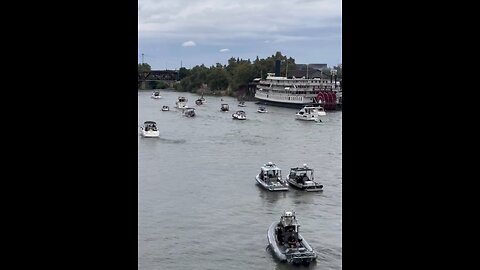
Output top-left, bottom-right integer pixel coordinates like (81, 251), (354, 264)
(138, 51), (342, 97)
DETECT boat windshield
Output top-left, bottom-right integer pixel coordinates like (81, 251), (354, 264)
(290, 168), (313, 180)
(264, 169), (281, 179)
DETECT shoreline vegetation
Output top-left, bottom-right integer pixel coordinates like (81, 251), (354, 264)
(138, 51), (342, 101)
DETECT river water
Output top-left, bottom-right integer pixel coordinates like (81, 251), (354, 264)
(138, 89), (342, 270)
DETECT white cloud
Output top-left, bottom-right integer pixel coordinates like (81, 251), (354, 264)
(182, 40), (196, 47)
(219, 48), (230, 52)
(138, 0), (342, 43)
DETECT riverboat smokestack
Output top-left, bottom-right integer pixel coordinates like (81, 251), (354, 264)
(275, 60), (281, 77)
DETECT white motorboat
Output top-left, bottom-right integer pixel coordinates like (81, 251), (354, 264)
(257, 106), (268, 113)
(151, 91), (162, 99)
(295, 106), (326, 121)
(232, 110), (246, 120)
(316, 106), (326, 116)
(196, 95), (206, 105)
(161, 105), (169, 111)
(175, 97), (189, 109)
(140, 121), (159, 138)
(267, 211), (317, 265)
(286, 164), (323, 192)
(255, 162), (288, 191)
(182, 108), (196, 117)
(220, 104), (229, 112)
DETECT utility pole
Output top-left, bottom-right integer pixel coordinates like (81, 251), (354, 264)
(141, 53), (144, 65)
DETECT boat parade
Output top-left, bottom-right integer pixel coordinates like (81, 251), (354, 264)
(139, 0), (342, 266)
(139, 55), (340, 267)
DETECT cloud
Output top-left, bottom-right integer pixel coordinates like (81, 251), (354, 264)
(219, 48), (230, 52)
(182, 40), (196, 47)
(138, 0), (342, 43)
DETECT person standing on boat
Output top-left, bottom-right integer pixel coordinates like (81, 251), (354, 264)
(288, 235), (298, 248)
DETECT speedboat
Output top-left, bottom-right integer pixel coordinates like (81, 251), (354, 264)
(257, 106), (268, 113)
(161, 105), (169, 111)
(267, 211), (317, 265)
(220, 104), (229, 112)
(286, 164), (323, 192)
(232, 110), (246, 120)
(140, 121), (159, 138)
(238, 101), (246, 107)
(182, 108), (196, 117)
(195, 95), (206, 105)
(316, 106), (327, 116)
(175, 97), (189, 109)
(295, 106), (325, 121)
(151, 91), (161, 99)
(255, 162), (288, 191)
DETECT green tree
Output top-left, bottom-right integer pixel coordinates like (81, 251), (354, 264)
(138, 63), (151, 73)
(207, 67), (229, 92)
(178, 67), (190, 80)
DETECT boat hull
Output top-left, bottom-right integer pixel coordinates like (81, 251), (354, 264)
(295, 114), (318, 121)
(141, 130), (160, 138)
(255, 175), (288, 191)
(256, 99), (316, 109)
(267, 222), (317, 264)
(286, 178), (323, 192)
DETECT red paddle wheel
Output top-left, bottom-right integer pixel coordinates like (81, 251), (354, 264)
(315, 91), (337, 110)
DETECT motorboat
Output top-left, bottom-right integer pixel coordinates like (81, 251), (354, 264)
(175, 97), (189, 109)
(286, 164), (323, 192)
(140, 121), (159, 138)
(295, 106), (325, 121)
(161, 105), (169, 111)
(195, 95), (206, 105)
(267, 211), (317, 265)
(255, 162), (288, 191)
(220, 104), (229, 112)
(182, 108), (196, 117)
(257, 106), (268, 113)
(238, 101), (246, 107)
(232, 110), (246, 120)
(316, 106), (327, 116)
(195, 98), (204, 105)
(151, 91), (161, 99)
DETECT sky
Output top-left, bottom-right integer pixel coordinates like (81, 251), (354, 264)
(138, 0), (342, 70)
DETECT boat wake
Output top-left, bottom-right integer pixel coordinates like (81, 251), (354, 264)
(159, 138), (187, 144)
